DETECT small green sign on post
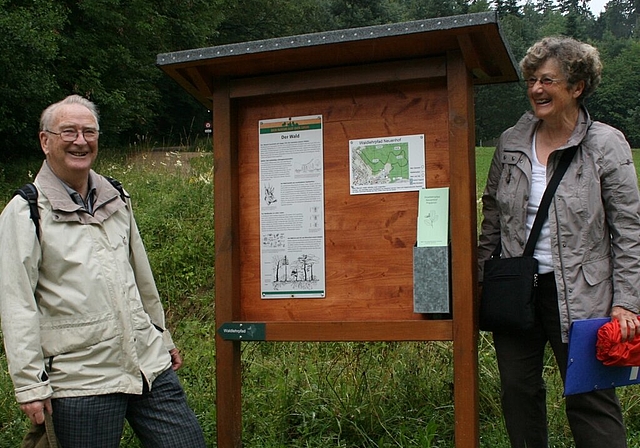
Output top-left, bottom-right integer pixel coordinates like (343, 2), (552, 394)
(217, 322), (266, 341)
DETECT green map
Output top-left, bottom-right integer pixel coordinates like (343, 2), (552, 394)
(355, 142), (410, 183)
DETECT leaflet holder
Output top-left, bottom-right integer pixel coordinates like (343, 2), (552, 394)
(414, 244), (452, 315)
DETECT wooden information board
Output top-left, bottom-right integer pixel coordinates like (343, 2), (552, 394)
(157, 12), (518, 447)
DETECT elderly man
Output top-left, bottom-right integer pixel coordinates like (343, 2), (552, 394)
(0, 95), (206, 447)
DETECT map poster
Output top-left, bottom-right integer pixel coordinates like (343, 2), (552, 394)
(349, 134), (426, 195)
(258, 115), (326, 299)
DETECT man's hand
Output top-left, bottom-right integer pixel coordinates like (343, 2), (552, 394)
(170, 348), (183, 371)
(20, 398), (52, 425)
(611, 306), (640, 342)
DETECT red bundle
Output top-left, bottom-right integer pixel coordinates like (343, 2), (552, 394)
(596, 318), (640, 366)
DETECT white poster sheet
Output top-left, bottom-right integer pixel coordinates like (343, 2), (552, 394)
(259, 116), (326, 299)
(349, 134), (426, 195)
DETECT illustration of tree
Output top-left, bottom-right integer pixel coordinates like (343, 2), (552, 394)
(273, 255), (282, 282)
(282, 255), (289, 281)
(297, 254), (319, 281)
(298, 255), (309, 281)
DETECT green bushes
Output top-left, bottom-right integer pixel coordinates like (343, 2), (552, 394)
(241, 341), (451, 447)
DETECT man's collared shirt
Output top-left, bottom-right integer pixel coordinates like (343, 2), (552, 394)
(59, 177), (96, 214)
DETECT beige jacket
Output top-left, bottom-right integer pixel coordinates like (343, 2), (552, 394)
(479, 108), (640, 341)
(0, 162), (173, 403)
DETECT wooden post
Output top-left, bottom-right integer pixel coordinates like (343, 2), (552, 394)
(213, 78), (243, 447)
(448, 49), (480, 448)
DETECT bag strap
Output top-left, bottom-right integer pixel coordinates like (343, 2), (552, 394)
(523, 144), (579, 256)
(44, 410), (59, 447)
(14, 183), (41, 241)
(104, 176), (128, 202)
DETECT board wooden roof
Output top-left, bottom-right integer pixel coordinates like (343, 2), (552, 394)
(157, 11), (519, 108)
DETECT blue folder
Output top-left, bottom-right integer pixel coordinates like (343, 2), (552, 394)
(565, 317), (640, 395)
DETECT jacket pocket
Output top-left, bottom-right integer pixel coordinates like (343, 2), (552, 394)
(39, 312), (120, 358)
(581, 257), (612, 286)
(130, 305), (154, 330)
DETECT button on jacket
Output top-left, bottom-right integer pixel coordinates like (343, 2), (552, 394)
(478, 107), (640, 342)
(0, 161), (174, 404)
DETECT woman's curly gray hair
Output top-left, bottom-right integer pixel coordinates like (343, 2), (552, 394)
(520, 36), (602, 102)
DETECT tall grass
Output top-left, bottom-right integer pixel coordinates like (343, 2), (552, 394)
(1, 148), (640, 447)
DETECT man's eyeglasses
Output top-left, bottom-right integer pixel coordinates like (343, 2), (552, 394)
(525, 77), (564, 88)
(45, 129), (99, 142)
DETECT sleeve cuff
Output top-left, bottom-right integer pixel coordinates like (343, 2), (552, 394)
(162, 329), (176, 351)
(15, 381), (53, 404)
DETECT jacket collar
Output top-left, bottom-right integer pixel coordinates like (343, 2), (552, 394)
(503, 106), (592, 153)
(566, 106), (592, 148)
(35, 161), (126, 222)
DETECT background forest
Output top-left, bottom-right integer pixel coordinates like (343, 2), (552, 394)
(1, 0), (640, 161)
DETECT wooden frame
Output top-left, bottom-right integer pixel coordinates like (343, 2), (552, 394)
(157, 12), (518, 448)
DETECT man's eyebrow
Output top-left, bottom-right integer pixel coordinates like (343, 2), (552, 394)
(57, 123), (98, 129)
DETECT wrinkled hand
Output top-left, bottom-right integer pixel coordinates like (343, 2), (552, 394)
(611, 306), (640, 342)
(170, 348), (183, 371)
(20, 398), (52, 425)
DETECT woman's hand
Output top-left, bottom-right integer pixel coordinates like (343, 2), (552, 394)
(611, 306), (640, 342)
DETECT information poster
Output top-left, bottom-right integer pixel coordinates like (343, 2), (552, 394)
(259, 116), (326, 299)
(349, 134), (426, 195)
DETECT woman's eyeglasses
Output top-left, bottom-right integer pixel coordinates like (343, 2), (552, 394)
(525, 77), (564, 88)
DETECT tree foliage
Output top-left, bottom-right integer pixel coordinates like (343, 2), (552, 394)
(0, 0), (224, 158)
(0, 0), (66, 157)
(590, 39), (640, 144)
(1, 0), (640, 161)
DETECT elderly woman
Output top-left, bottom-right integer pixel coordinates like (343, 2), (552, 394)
(478, 36), (640, 448)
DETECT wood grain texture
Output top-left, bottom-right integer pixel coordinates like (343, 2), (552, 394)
(234, 80), (449, 323)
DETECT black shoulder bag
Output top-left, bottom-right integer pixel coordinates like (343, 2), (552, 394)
(479, 145), (578, 333)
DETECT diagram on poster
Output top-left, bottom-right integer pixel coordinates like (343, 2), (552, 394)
(349, 134), (425, 195)
(259, 116), (326, 299)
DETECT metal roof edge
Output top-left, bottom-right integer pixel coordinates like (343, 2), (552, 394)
(157, 11), (502, 67)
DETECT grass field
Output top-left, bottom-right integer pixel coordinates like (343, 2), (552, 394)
(1, 147), (640, 447)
